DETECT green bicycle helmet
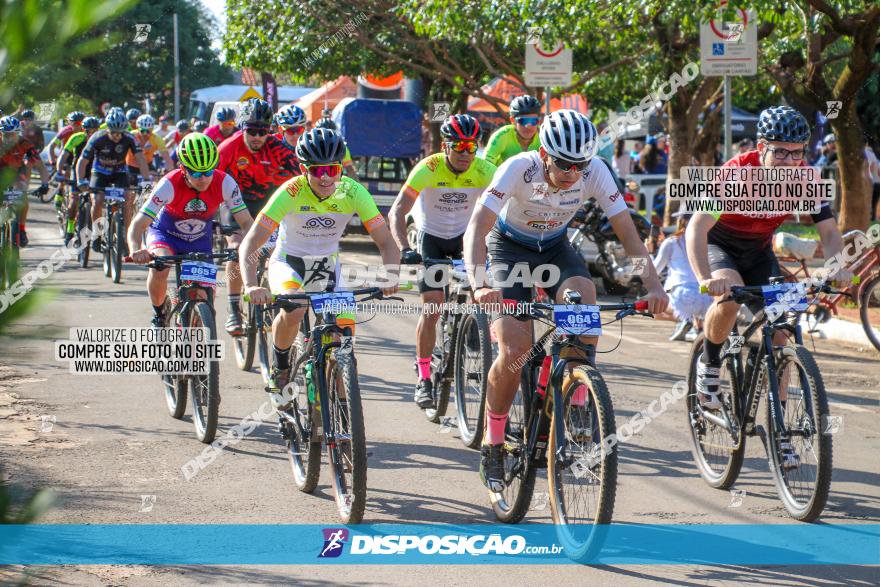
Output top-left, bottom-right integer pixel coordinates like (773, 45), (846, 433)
(177, 132), (218, 172)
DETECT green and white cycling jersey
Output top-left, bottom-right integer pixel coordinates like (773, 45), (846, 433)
(257, 175), (386, 258)
(477, 151), (627, 251)
(403, 153), (497, 239)
(482, 124), (540, 167)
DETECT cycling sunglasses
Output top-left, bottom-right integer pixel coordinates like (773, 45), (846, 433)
(138, 128), (152, 134)
(445, 140), (478, 154)
(185, 167), (215, 178)
(515, 116), (540, 126)
(281, 125), (305, 135)
(305, 163), (343, 178)
(220, 120), (237, 127)
(244, 127), (270, 137)
(550, 155), (588, 173)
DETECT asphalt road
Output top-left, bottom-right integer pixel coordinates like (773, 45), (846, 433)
(1, 201), (878, 586)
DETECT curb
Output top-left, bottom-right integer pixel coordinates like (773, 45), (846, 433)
(801, 315), (879, 350)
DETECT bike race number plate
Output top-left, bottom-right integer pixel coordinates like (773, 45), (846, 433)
(310, 291), (356, 314)
(762, 283), (808, 312)
(104, 187), (126, 202)
(4, 190), (22, 202)
(180, 261), (218, 287)
(554, 304), (602, 336)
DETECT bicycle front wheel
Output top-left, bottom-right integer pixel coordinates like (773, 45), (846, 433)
(453, 311), (492, 448)
(189, 302), (220, 443)
(547, 365), (617, 562)
(111, 209), (124, 283)
(102, 213), (112, 277)
(858, 273), (880, 352)
(766, 345), (832, 522)
(76, 200), (91, 268)
(326, 354), (367, 524)
(286, 332), (321, 492)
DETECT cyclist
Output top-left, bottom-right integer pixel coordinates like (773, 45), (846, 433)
(47, 111), (86, 166)
(127, 133), (253, 328)
(483, 95), (543, 167)
(75, 109), (152, 252)
(125, 108), (142, 131)
(686, 105), (850, 413)
(193, 120), (209, 133)
(18, 110), (45, 156)
(274, 104), (308, 150)
(0, 116), (50, 246)
(313, 117), (358, 180)
(240, 128), (400, 408)
(463, 109), (668, 491)
(56, 116), (100, 245)
(164, 120), (191, 152)
(127, 114), (172, 184)
(388, 114), (497, 408)
(216, 98), (300, 336)
(205, 107), (237, 145)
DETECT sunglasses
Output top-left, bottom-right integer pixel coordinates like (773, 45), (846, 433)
(764, 145), (805, 161)
(139, 129), (152, 135)
(550, 156), (588, 173)
(220, 120), (236, 127)
(281, 125), (305, 134)
(244, 127), (270, 137)
(185, 168), (215, 178)
(515, 116), (540, 126)
(305, 163), (343, 178)
(445, 140), (478, 154)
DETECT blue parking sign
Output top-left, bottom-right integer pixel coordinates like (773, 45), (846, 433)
(712, 43), (725, 55)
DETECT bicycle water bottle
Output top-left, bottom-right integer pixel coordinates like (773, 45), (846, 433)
(305, 360), (317, 407)
(536, 355), (552, 398)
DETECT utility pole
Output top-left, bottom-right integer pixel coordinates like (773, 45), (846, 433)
(173, 13), (180, 120)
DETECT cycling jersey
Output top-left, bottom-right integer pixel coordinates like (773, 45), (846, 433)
(51, 125), (78, 149)
(257, 175), (385, 258)
(140, 169), (245, 243)
(710, 150), (833, 248)
(0, 137), (38, 172)
(126, 133), (166, 166)
(404, 153), (497, 239)
(80, 129), (142, 175)
(478, 151), (627, 251)
(21, 126), (44, 152)
(216, 130), (299, 201)
(483, 124), (540, 167)
(205, 124), (234, 145)
(63, 132), (89, 158)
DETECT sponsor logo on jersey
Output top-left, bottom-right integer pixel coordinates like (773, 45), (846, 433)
(173, 218), (208, 237)
(183, 197), (208, 214)
(425, 157), (440, 172)
(115, 144), (124, 153)
(559, 198), (580, 206)
(464, 178), (473, 185)
(151, 196), (162, 206)
(439, 192), (468, 204)
(304, 216), (335, 229)
(436, 182), (448, 187)
(236, 156), (249, 170)
(488, 188), (505, 199)
(609, 192), (621, 202)
(522, 209), (571, 218)
(526, 219), (564, 231)
(300, 205), (312, 211)
(523, 160), (539, 183)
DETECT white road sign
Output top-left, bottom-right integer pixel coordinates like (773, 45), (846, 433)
(700, 7), (758, 76)
(525, 41), (573, 87)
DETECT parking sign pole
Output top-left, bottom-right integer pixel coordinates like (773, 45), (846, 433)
(723, 75), (732, 161)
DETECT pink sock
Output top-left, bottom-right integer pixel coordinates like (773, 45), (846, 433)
(572, 384), (587, 407)
(417, 357), (431, 381)
(486, 409), (508, 445)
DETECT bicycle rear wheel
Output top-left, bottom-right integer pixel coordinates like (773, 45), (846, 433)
(102, 212), (112, 277)
(490, 371), (535, 523)
(858, 273), (880, 352)
(233, 293), (257, 371)
(547, 365), (616, 562)
(111, 209), (124, 283)
(162, 305), (187, 419)
(766, 345), (832, 522)
(189, 301), (220, 443)
(685, 334), (745, 489)
(76, 199), (91, 268)
(425, 312), (452, 423)
(256, 271), (274, 383)
(326, 354), (367, 524)
(453, 311), (491, 448)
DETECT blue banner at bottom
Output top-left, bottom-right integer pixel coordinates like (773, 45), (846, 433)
(0, 524), (877, 565)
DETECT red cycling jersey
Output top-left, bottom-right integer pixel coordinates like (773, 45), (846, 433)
(712, 150), (832, 246)
(205, 124), (235, 146)
(216, 130), (300, 200)
(0, 137), (39, 172)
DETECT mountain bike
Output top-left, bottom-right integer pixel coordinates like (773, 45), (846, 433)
(0, 188), (23, 288)
(251, 286), (395, 523)
(685, 279), (849, 521)
(489, 291), (652, 561)
(127, 250), (235, 443)
(233, 238), (274, 379)
(99, 186), (127, 283)
(420, 258), (494, 448)
(72, 192), (92, 268)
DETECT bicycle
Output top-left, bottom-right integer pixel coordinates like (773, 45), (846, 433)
(127, 250), (235, 444)
(685, 279), (849, 521)
(98, 186), (127, 283)
(249, 286), (395, 523)
(489, 292), (652, 561)
(420, 258), (494, 447)
(229, 228), (266, 375)
(71, 191), (92, 268)
(0, 188), (23, 288)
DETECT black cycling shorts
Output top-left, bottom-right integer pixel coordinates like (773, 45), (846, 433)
(707, 228), (781, 287)
(220, 197), (264, 229)
(90, 171), (130, 190)
(486, 226), (590, 304)
(417, 231), (464, 293)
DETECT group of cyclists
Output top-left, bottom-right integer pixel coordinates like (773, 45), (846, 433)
(0, 92), (855, 495)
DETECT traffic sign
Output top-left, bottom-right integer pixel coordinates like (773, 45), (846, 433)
(700, 5), (757, 76)
(524, 41), (573, 87)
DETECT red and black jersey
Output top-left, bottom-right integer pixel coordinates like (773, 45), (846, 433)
(711, 150), (833, 248)
(216, 130), (300, 201)
(0, 137), (39, 171)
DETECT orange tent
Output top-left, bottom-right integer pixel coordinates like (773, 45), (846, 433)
(295, 77), (358, 122)
(467, 77), (589, 116)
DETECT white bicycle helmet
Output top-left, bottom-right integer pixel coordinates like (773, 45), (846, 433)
(136, 114), (156, 130)
(539, 109), (597, 163)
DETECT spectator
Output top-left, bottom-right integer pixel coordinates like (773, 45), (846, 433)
(815, 134), (837, 168)
(613, 139), (632, 178)
(636, 135), (668, 174)
(737, 138), (754, 153)
(656, 133), (669, 155)
(630, 140), (643, 167)
(647, 212), (712, 341)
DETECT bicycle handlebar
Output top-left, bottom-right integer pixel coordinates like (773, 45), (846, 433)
(123, 250), (237, 269)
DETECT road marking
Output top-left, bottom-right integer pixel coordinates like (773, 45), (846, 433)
(829, 402), (873, 413)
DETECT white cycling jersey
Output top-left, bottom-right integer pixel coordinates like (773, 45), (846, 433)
(477, 151), (627, 251)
